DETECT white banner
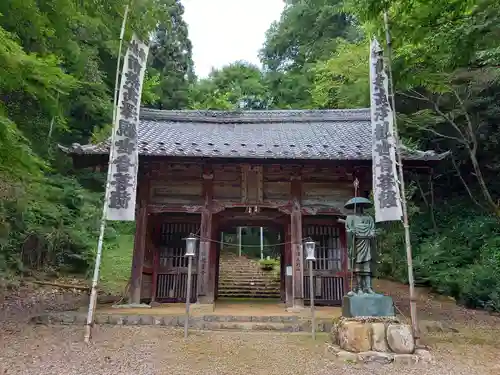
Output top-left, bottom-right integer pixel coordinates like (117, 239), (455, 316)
(370, 38), (403, 222)
(106, 34), (150, 221)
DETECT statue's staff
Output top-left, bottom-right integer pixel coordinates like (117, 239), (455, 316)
(350, 178), (359, 292)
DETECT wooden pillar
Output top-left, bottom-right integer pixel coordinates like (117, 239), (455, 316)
(340, 221), (349, 296)
(290, 174), (304, 308)
(284, 223), (293, 307)
(197, 168), (214, 304)
(150, 216), (160, 302)
(130, 198), (148, 304)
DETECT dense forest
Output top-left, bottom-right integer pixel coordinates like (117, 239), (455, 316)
(1, 0), (499, 312)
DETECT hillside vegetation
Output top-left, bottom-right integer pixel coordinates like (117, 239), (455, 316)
(1, 0), (499, 311)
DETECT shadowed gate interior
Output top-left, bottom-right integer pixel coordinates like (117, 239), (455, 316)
(215, 223), (286, 301)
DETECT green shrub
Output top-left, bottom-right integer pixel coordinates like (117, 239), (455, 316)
(259, 258), (279, 271)
(0, 171), (111, 276)
(376, 198), (500, 312)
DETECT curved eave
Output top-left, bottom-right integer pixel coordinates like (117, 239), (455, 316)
(57, 143), (450, 163)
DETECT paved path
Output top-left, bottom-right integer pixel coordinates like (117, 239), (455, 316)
(1, 325), (499, 375)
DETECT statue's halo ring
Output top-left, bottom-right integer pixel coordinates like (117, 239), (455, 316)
(344, 197), (373, 209)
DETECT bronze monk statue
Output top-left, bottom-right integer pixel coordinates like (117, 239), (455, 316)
(343, 197), (376, 295)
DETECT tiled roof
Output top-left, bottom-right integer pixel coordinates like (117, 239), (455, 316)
(59, 108), (448, 161)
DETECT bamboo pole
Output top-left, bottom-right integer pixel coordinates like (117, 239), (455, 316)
(383, 11), (419, 341)
(83, 4), (130, 344)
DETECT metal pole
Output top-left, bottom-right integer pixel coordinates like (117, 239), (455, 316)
(260, 227), (264, 260)
(309, 260), (315, 340)
(238, 227), (242, 257)
(184, 256), (193, 339)
(84, 4), (130, 344)
(383, 11), (419, 341)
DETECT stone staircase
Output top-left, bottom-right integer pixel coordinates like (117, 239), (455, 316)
(218, 253), (281, 299)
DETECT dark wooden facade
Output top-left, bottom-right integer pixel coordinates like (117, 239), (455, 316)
(128, 158), (372, 307)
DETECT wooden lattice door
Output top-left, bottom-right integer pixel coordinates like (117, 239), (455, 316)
(156, 222), (199, 302)
(303, 223), (346, 306)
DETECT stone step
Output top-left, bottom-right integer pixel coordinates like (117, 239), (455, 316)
(219, 276), (279, 282)
(219, 267), (263, 272)
(218, 284), (280, 291)
(217, 292), (281, 298)
(217, 290), (280, 297)
(219, 282), (280, 290)
(219, 273), (278, 278)
(218, 291), (281, 296)
(219, 279), (279, 285)
(31, 312), (332, 332)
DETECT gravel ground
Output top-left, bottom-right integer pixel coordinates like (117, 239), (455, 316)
(1, 325), (499, 375)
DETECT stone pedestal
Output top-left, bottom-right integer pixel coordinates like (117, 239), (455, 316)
(342, 293), (395, 318)
(328, 317), (430, 365)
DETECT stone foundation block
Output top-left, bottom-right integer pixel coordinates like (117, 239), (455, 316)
(393, 354), (419, 365)
(386, 323), (415, 354)
(331, 317), (420, 364)
(338, 320), (372, 352)
(371, 322), (388, 352)
(326, 343), (432, 366)
(357, 351), (394, 364)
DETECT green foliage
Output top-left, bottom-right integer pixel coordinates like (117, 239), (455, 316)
(0, 0), (191, 281)
(148, 0), (195, 109)
(260, 0), (358, 108)
(0, 174), (101, 273)
(377, 202), (500, 312)
(259, 259), (280, 271)
(312, 39), (369, 109)
(189, 62), (271, 110)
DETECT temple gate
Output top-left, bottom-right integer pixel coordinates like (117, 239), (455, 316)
(60, 108), (445, 311)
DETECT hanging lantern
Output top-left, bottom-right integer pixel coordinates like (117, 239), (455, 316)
(304, 238), (316, 261)
(185, 234), (197, 257)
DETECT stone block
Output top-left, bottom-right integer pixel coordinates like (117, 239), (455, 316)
(386, 323), (415, 354)
(125, 315), (141, 325)
(75, 313), (87, 325)
(337, 350), (358, 362)
(371, 322), (389, 352)
(60, 313), (77, 325)
(325, 344), (342, 356)
(330, 319), (341, 345)
(94, 314), (109, 325)
(162, 316), (178, 326)
(141, 316), (153, 325)
(393, 354), (419, 365)
(415, 349), (433, 363)
(342, 293), (395, 318)
(357, 351), (394, 364)
(109, 315), (125, 325)
(338, 321), (372, 353)
(152, 316), (164, 326)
